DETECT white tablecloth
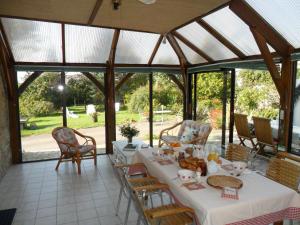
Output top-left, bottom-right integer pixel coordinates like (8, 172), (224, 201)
(132, 149), (300, 225)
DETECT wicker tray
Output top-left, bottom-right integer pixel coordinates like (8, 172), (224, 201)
(207, 175), (243, 189)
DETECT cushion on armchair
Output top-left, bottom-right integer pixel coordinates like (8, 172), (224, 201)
(53, 127), (79, 153)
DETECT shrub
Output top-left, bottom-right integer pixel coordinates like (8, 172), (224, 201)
(20, 99), (54, 118)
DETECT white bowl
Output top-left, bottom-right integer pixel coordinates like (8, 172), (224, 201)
(177, 169), (195, 181)
(232, 161), (247, 176)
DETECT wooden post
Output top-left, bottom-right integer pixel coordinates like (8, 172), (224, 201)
(182, 67), (192, 120)
(61, 72), (67, 127)
(229, 69), (236, 143)
(149, 73), (153, 147)
(187, 72), (193, 120)
(222, 70), (228, 148)
(193, 73), (197, 121)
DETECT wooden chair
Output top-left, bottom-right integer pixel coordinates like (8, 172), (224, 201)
(52, 127), (97, 174)
(158, 120), (212, 147)
(234, 113), (257, 150)
(266, 157), (300, 192)
(225, 143), (250, 162)
(252, 116), (278, 155)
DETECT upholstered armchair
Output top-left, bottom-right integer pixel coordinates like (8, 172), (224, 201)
(52, 127), (97, 174)
(158, 120), (212, 147)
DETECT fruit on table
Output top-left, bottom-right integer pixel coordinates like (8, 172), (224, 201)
(207, 152), (219, 162)
(170, 142), (181, 147)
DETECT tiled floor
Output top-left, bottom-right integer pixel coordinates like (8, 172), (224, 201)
(0, 155), (298, 225)
(0, 155), (137, 225)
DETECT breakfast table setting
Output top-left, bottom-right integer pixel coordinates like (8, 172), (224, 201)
(131, 145), (300, 225)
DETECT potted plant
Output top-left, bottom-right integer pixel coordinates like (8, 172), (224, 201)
(119, 123), (139, 148)
(91, 112), (98, 123)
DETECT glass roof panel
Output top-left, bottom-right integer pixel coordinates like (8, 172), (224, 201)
(65, 25), (114, 63)
(152, 39), (179, 65)
(177, 22), (237, 61)
(176, 38), (207, 64)
(116, 31), (160, 64)
(1, 18), (62, 62)
(246, 0), (300, 48)
(203, 7), (260, 56)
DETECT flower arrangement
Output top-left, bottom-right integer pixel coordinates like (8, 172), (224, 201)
(119, 123), (139, 143)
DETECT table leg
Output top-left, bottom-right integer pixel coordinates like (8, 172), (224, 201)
(274, 221), (283, 225)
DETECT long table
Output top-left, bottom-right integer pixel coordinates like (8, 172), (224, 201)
(132, 148), (300, 225)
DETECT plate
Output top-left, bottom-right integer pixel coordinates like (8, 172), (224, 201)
(207, 175), (243, 189)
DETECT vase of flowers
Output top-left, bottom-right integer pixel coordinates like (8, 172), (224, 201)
(119, 123), (139, 148)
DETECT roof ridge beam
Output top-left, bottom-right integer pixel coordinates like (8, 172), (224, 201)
(172, 31), (213, 63)
(229, 0), (293, 57)
(167, 34), (188, 68)
(197, 19), (246, 59)
(148, 35), (163, 65)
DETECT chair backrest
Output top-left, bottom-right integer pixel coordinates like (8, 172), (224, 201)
(267, 158), (300, 191)
(225, 143), (249, 162)
(234, 113), (252, 139)
(178, 120), (212, 145)
(252, 116), (274, 146)
(52, 127), (79, 153)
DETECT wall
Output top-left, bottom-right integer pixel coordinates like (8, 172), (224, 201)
(0, 65), (11, 180)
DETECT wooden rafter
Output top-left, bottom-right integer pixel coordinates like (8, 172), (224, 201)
(167, 74), (184, 94)
(115, 73), (134, 91)
(18, 71), (43, 96)
(148, 35), (163, 65)
(251, 27), (282, 95)
(82, 72), (105, 94)
(167, 34), (188, 68)
(197, 19), (246, 59)
(0, 20), (14, 63)
(0, 37), (13, 98)
(229, 0), (293, 57)
(88, 0), (103, 25)
(172, 31), (213, 63)
(108, 29), (120, 65)
(61, 23), (66, 64)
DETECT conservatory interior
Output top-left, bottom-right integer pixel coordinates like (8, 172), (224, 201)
(0, 0), (300, 225)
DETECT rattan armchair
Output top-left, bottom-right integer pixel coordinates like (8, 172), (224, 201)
(266, 157), (300, 191)
(252, 116), (278, 155)
(234, 113), (257, 150)
(52, 127), (97, 174)
(225, 143), (250, 162)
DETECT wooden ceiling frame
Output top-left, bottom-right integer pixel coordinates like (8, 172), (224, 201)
(61, 23), (66, 65)
(167, 34), (188, 69)
(229, 0), (293, 58)
(197, 19), (246, 59)
(81, 72), (105, 93)
(0, 20), (14, 63)
(0, 36), (13, 98)
(108, 29), (120, 66)
(148, 35), (163, 65)
(167, 74), (184, 94)
(18, 71), (43, 96)
(172, 31), (213, 63)
(88, 0), (104, 25)
(115, 73), (134, 91)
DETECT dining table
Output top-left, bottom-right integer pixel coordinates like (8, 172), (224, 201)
(132, 148), (300, 225)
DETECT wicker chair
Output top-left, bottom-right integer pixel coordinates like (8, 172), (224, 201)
(225, 143), (250, 162)
(252, 116), (278, 155)
(234, 113), (257, 150)
(266, 157), (300, 191)
(52, 127), (97, 174)
(158, 120), (212, 147)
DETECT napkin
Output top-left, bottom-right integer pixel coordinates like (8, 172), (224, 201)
(221, 187), (239, 200)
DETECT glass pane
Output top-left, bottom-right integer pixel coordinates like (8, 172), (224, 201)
(65, 25), (114, 63)
(291, 62), (300, 155)
(203, 7), (260, 56)
(116, 31), (160, 64)
(246, 0), (300, 48)
(176, 38), (207, 64)
(1, 18), (62, 62)
(152, 39), (179, 65)
(177, 22), (237, 61)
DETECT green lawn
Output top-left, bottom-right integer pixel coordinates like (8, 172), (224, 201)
(21, 105), (178, 137)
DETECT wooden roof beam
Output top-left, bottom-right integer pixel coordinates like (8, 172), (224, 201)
(61, 23), (66, 64)
(172, 31), (213, 63)
(82, 72), (105, 94)
(167, 74), (184, 94)
(148, 35), (163, 65)
(197, 19), (246, 59)
(0, 20), (14, 63)
(18, 71), (43, 96)
(229, 0), (293, 57)
(167, 34), (188, 68)
(251, 27), (282, 96)
(108, 29), (120, 66)
(88, 0), (104, 25)
(115, 73), (134, 91)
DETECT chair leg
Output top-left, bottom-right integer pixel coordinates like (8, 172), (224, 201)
(76, 153), (81, 175)
(94, 149), (97, 166)
(72, 157), (75, 163)
(124, 195), (132, 225)
(116, 186), (123, 216)
(55, 155), (63, 171)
